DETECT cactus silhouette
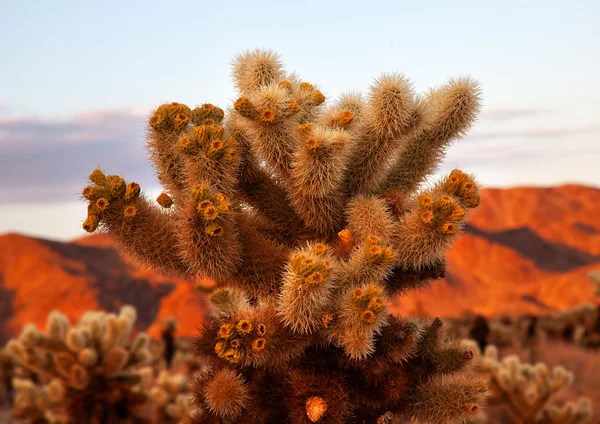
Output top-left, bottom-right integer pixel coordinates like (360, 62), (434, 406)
(79, 49), (486, 423)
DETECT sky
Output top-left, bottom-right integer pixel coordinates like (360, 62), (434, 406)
(0, 0), (599, 241)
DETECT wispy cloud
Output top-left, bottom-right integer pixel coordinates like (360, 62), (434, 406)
(480, 107), (553, 122)
(0, 110), (158, 203)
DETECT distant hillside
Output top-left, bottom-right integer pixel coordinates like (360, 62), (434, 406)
(0, 185), (599, 343)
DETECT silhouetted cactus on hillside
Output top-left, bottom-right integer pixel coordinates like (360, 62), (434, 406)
(79, 49), (485, 423)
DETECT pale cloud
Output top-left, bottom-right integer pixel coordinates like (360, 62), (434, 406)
(480, 107), (553, 122)
(0, 109), (157, 203)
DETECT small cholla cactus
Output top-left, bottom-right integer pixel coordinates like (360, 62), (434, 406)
(148, 370), (194, 423)
(11, 378), (70, 423)
(4, 306), (153, 423)
(466, 341), (593, 424)
(588, 271), (600, 297)
(80, 49), (485, 423)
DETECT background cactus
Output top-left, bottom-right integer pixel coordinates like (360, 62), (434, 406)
(4, 306), (153, 423)
(466, 341), (593, 423)
(79, 48), (486, 423)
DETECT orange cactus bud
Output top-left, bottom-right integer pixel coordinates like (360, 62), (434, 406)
(352, 288), (365, 301)
(305, 272), (325, 287)
(261, 109), (276, 123)
(156, 192), (173, 208)
(312, 90), (326, 105)
(338, 229), (353, 245)
(306, 138), (320, 152)
(256, 323), (266, 337)
(337, 110), (354, 127)
(288, 99), (300, 113)
(298, 122), (313, 138)
(439, 222), (457, 235)
(299, 82), (314, 91)
(278, 80), (292, 90)
(421, 210), (434, 224)
(306, 396), (328, 423)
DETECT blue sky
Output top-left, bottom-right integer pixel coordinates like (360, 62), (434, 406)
(1, 0), (599, 240)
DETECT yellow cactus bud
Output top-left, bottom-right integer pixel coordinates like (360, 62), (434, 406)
(418, 193), (434, 209)
(234, 97), (258, 120)
(123, 205), (137, 219)
(312, 243), (327, 256)
(223, 348), (245, 364)
(360, 309), (377, 324)
(205, 223), (224, 237)
(215, 341), (226, 356)
(95, 198), (110, 212)
(83, 215), (99, 233)
(236, 319), (253, 335)
(177, 135), (198, 154)
(251, 337), (266, 352)
(125, 182), (140, 201)
(82, 185), (96, 200)
(173, 113), (189, 132)
(203, 206), (219, 221)
(89, 169), (106, 185)
(219, 323), (236, 339)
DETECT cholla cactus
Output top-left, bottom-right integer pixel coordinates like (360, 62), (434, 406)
(4, 306), (153, 423)
(148, 370), (194, 423)
(80, 49), (485, 423)
(466, 341), (593, 423)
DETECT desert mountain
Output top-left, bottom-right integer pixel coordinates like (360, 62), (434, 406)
(0, 184), (598, 343)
